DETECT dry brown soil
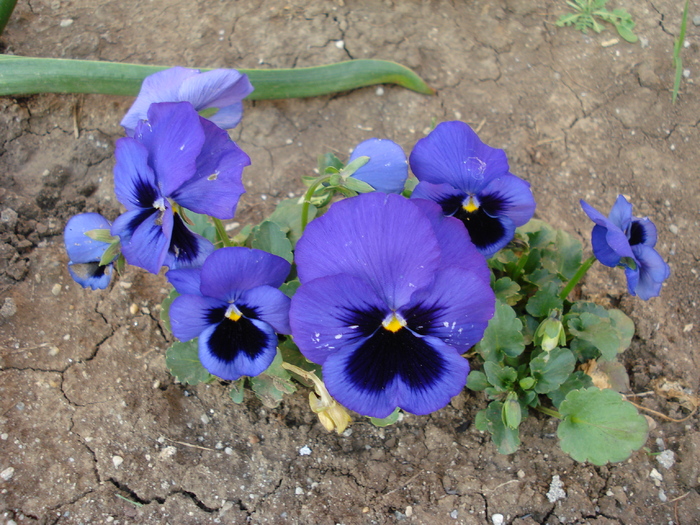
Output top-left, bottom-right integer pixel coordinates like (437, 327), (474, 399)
(1, 0), (699, 523)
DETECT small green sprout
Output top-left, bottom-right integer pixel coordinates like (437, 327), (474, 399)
(556, 0), (638, 43)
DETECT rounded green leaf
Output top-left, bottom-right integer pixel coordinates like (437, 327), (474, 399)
(557, 387), (649, 465)
(165, 340), (213, 385)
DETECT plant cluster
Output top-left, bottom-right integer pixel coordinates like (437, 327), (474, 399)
(556, 0), (638, 43)
(65, 66), (670, 465)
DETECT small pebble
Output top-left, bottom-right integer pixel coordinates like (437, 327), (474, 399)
(657, 449), (675, 469)
(159, 446), (176, 459)
(51, 283), (62, 296)
(129, 303), (139, 315)
(375, 86), (384, 96)
(59, 18), (73, 27)
(693, 15), (700, 26)
(1, 467), (15, 481)
(669, 224), (679, 235)
(492, 514), (505, 525)
(299, 445), (312, 456)
(450, 509), (458, 519)
(112, 456), (123, 468)
(334, 40), (344, 48)
(547, 475), (566, 502)
(295, 486), (305, 495)
(224, 447), (233, 455)
(0, 297), (17, 318)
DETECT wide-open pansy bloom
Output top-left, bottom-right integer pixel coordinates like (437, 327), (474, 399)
(581, 195), (670, 300)
(290, 193), (495, 418)
(112, 101), (249, 274)
(121, 67), (254, 135)
(348, 138), (408, 193)
(167, 248), (292, 380)
(64, 213), (115, 290)
(410, 121), (536, 258)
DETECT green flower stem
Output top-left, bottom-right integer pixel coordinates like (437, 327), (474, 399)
(510, 250), (530, 282)
(212, 218), (233, 248)
(559, 255), (597, 301)
(300, 176), (331, 233)
(534, 405), (563, 419)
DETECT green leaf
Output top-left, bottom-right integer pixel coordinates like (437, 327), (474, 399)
(525, 283), (564, 318)
(558, 387), (649, 465)
(530, 347), (576, 394)
(553, 230), (583, 279)
(568, 312), (620, 361)
(182, 210), (217, 243)
(268, 198), (317, 246)
(369, 407), (401, 427)
(165, 340), (213, 385)
(608, 309), (634, 354)
(483, 361), (518, 392)
(279, 279), (300, 298)
(466, 370), (490, 391)
(249, 349), (297, 408)
(229, 378), (246, 404)
(318, 153), (344, 173)
(547, 370), (594, 409)
(344, 177), (376, 194)
(84, 228), (118, 244)
(494, 277), (522, 306)
(615, 23), (638, 43)
(249, 221), (294, 263)
(0, 0), (17, 37)
(278, 338), (322, 385)
(0, 56), (435, 98)
(98, 241), (121, 267)
(477, 300), (525, 360)
(476, 401), (521, 454)
(340, 156), (370, 178)
(159, 289), (179, 333)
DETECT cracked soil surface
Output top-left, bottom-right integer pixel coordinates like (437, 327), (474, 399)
(1, 0), (699, 523)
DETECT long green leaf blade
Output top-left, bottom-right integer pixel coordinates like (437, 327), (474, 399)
(0, 55), (435, 98)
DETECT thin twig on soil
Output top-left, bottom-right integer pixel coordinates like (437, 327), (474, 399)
(624, 399), (697, 423)
(382, 472), (422, 497)
(162, 436), (218, 452)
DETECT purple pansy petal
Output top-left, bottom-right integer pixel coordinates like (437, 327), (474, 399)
(120, 67), (199, 135)
(411, 181), (466, 209)
(68, 262), (113, 290)
(590, 225), (623, 267)
(608, 195), (633, 231)
(477, 214), (517, 258)
(580, 199), (609, 225)
(64, 213), (112, 264)
(349, 138), (408, 194)
(408, 198), (490, 281)
(582, 200), (634, 260)
(136, 102), (205, 197)
(162, 225), (215, 271)
(322, 333), (469, 418)
(116, 206), (172, 274)
(207, 102), (245, 130)
(237, 285), (292, 334)
(171, 119), (249, 219)
(199, 248), (291, 301)
(409, 121), (510, 194)
(165, 268), (202, 296)
(178, 69), (254, 112)
(113, 138), (158, 211)
(401, 266), (495, 353)
(169, 294), (226, 342)
(480, 174), (535, 227)
(290, 273), (385, 365)
(198, 318), (277, 381)
(630, 245), (670, 300)
(295, 193), (441, 308)
(624, 265), (640, 298)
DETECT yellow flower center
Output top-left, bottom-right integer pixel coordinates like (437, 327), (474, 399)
(463, 195), (480, 213)
(225, 304), (243, 322)
(382, 313), (405, 333)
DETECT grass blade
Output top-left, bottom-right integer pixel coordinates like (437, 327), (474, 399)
(0, 0), (17, 37)
(672, 0), (689, 104)
(0, 55), (435, 99)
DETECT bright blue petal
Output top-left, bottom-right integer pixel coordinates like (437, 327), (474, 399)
(198, 317), (277, 380)
(630, 245), (670, 300)
(64, 213), (112, 264)
(162, 213), (215, 270)
(295, 193), (441, 308)
(591, 225), (623, 267)
(207, 102), (245, 130)
(411, 181), (466, 210)
(171, 118), (249, 219)
(608, 195), (633, 231)
(199, 247), (291, 302)
(290, 273), (385, 365)
(400, 266), (495, 353)
(408, 198), (490, 281)
(113, 138), (159, 211)
(349, 138), (408, 194)
(409, 121), (510, 194)
(114, 205), (172, 274)
(169, 294), (226, 341)
(236, 285), (292, 334)
(624, 265), (640, 297)
(68, 262), (112, 290)
(166, 268), (202, 296)
(120, 67), (198, 135)
(136, 102), (205, 197)
(322, 331), (469, 418)
(178, 69), (254, 113)
(479, 173), (535, 227)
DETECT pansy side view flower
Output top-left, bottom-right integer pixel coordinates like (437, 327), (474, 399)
(167, 248), (292, 380)
(111, 101), (249, 274)
(410, 121), (536, 258)
(347, 138), (408, 194)
(290, 192), (495, 418)
(120, 67), (254, 135)
(580, 195), (670, 300)
(64, 213), (118, 290)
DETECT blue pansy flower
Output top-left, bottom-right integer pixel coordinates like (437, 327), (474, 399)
(348, 138), (408, 193)
(111, 101), (250, 274)
(121, 67), (254, 135)
(167, 248), (292, 380)
(410, 121), (536, 258)
(580, 195), (670, 300)
(64, 213), (116, 290)
(290, 193), (495, 418)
